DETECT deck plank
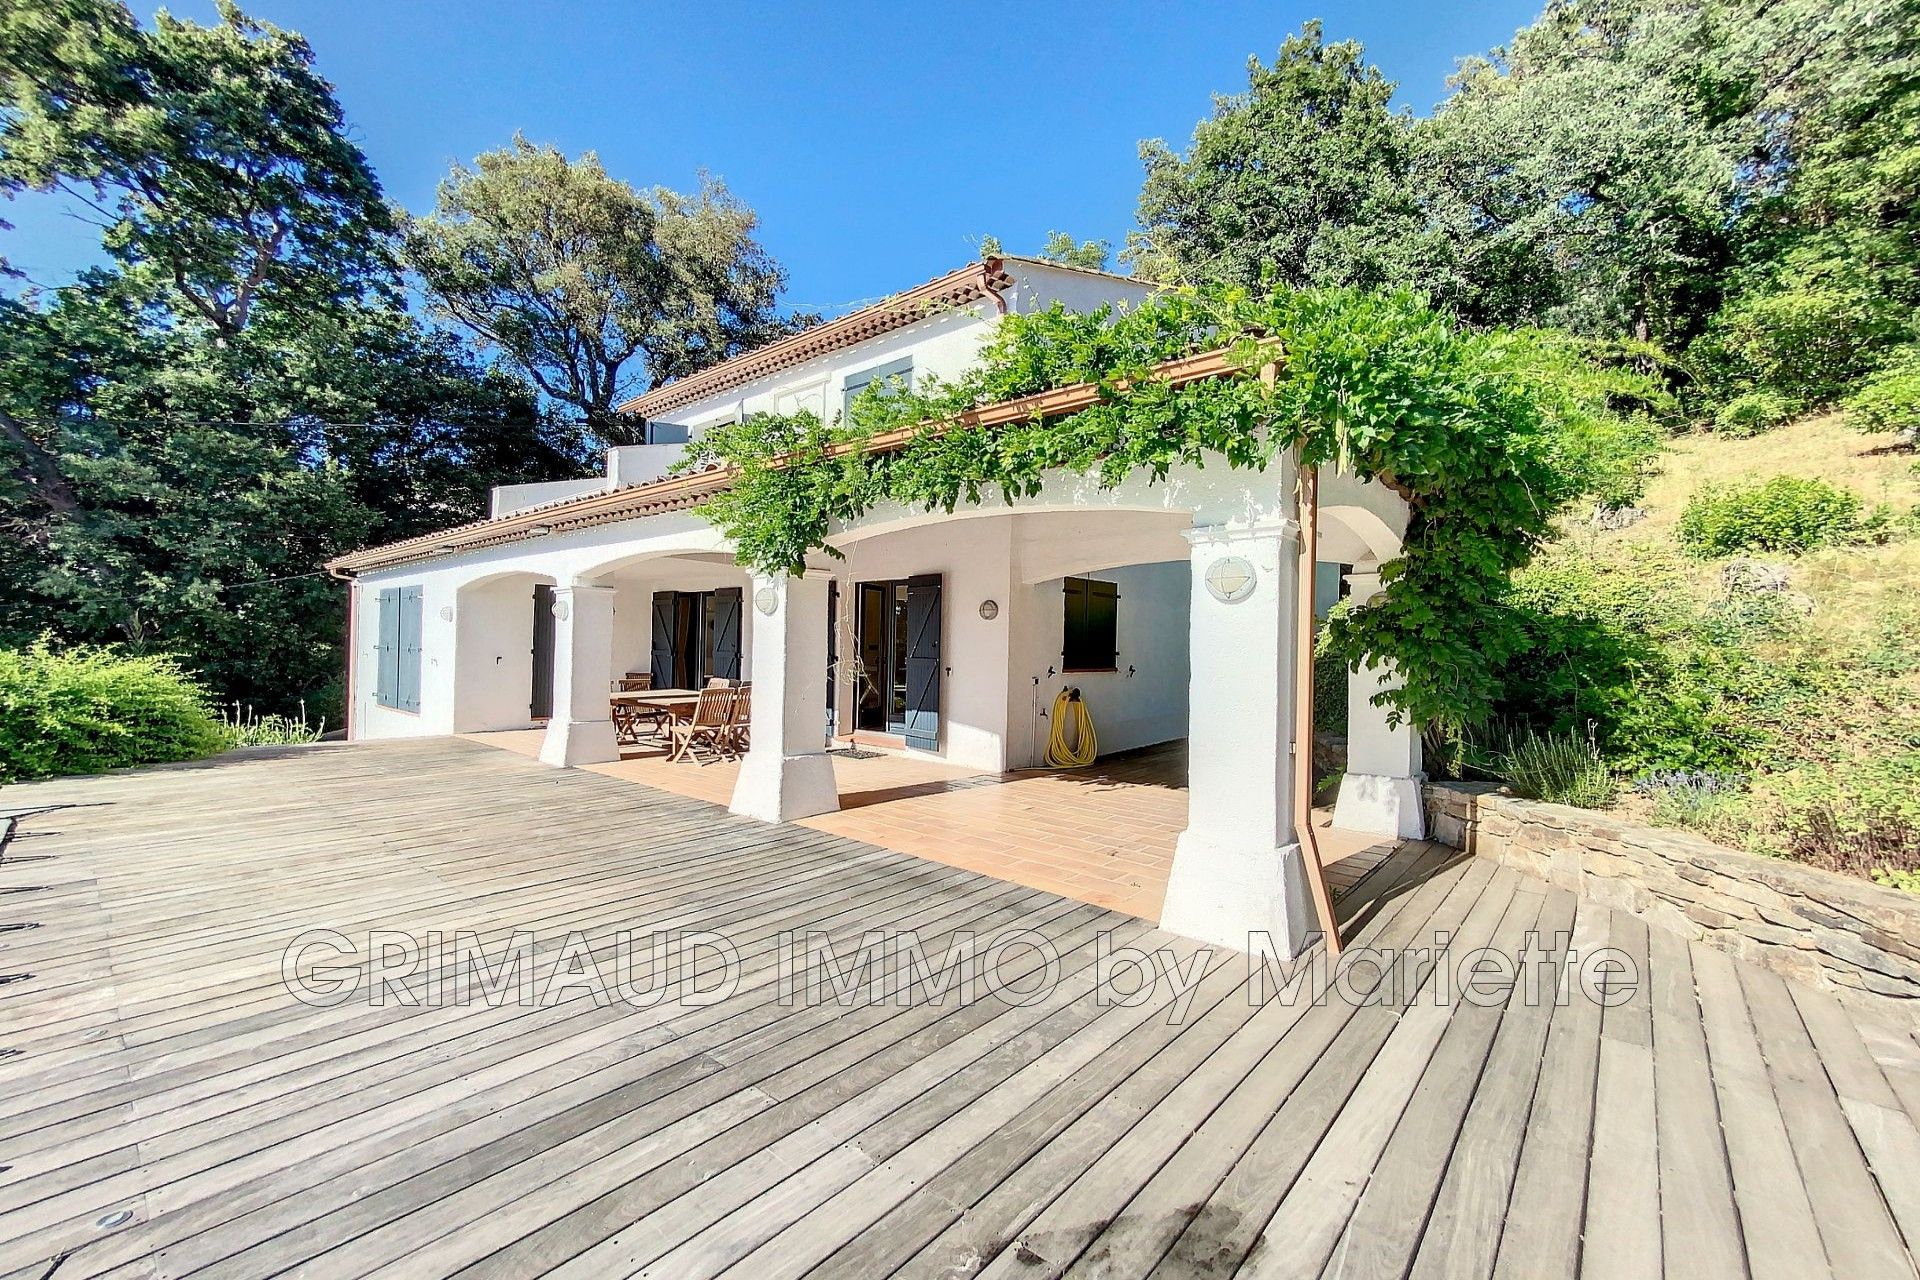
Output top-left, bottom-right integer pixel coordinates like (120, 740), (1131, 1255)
(0, 740), (1915, 1280)
(1580, 910), (1661, 1280)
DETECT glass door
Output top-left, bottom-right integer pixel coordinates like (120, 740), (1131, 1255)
(855, 579), (911, 734)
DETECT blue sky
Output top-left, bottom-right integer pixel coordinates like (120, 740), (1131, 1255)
(3, 0), (1542, 316)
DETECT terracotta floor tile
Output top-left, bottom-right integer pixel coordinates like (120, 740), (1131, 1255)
(463, 733), (1391, 925)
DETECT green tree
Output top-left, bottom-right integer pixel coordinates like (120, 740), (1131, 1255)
(1686, 0), (1920, 406)
(0, 3), (589, 719)
(0, 275), (584, 712)
(403, 137), (804, 445)
(1127, 22), (1421, 290)
(0, 0), (393, 336)
(1413, 1), (1741, 344)
(980, 231), (1112, 272)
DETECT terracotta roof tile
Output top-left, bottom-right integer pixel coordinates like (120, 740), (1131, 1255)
(618, 259), (1015, 420)
(324, 349), (1250, 577)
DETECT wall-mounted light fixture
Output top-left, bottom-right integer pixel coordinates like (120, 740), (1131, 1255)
(528, 524), (553, 536)
(1204, 556), (1257, 604)
(978, 599), (1000, 621)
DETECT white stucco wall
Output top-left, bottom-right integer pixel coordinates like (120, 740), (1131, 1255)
(452, 573), (551, 732)
(829, 517), (1016, 773)
(491, 477), (607, 517)
(606, 444), (688, 488)
(645, 261), (1159, 440)
(1010, 561), (1191, 769)
(999, 258), (1160, 318)
(350, 444), (1408, 784)
(647, 305), (998, 440)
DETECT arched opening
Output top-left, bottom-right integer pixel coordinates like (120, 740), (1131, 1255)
(579, 550), (755, 698)
(452, 570), (558, 733)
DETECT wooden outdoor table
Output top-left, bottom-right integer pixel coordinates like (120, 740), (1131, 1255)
(610, 688), (700, 705)
(608, 688), (699, 749)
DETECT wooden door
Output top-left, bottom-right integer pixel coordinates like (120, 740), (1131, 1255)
(530, 584), (556, 720)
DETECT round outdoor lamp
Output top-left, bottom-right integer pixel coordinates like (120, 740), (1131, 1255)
(1205, 556), (1257, 604)
(978, 600), (999, 620)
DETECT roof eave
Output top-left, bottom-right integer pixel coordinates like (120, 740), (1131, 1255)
(615, 258), (1015, 421)
(324, 345), (1262, 579)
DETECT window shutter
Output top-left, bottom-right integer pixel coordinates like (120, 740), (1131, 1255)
(650, 591), (678, 688)
(1062, 577), (1119, 670)
(1088, 579), (1119, 669)
(1062, 577), (1088, 668)
(903, 574), (942, 751)
(707, 588), (743, 681)
(375, 587), (400, 708)
(530, 584), (556, 719)
(398, 586), (424, 712)
(842, 357), (913, 418)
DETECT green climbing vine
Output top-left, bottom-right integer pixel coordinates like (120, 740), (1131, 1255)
(680, 285), (1665, 730)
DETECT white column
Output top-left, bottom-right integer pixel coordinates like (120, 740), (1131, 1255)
(1161, 520), (1317, 957)
(730, 572), (838, 823)
(538, 582), (620, 768)
(1332, 570), (1426, 838)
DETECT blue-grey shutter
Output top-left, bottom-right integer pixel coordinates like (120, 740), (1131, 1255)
(707, 588), (743, 681)
(842, 357), (913, 418)
(530, 584), (556, 719)
(650, 591), (678, 688)
(903, 574), (941, 751)
(375, 587), (400, 708)
(398, 586), (424, 712)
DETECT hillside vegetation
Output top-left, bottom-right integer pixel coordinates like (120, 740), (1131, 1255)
(1483, 416), (1920, 885)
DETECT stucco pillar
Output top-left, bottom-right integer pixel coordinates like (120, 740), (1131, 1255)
(1161, 520), (1317, 957)
(538, 582), (620, 768)
(730, 572), (838, 823)
(1332, 570), (1426, 838)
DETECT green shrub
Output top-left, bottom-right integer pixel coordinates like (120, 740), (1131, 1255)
(1634, 770), (1754, 845)
(1678, 475), (1877, 557)
(1312, 619), (1349, 738)
(0, 641), (229, 783)
(1493, 725), (1618, 809)
(1844, 351), (1920, 443)
(1711, 390), (1795, 438)
(1691, 286), (1895, 408)
(1771, 751), (1920, 879)
(1495, 546), (1792, 773)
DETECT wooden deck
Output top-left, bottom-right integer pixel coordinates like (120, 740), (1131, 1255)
(2, 738), (1917, 1279)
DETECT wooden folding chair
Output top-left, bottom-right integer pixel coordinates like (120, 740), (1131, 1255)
(610, 674), (662, 744)
(669, 686), (737, 764)
(724, 683), (751, 755)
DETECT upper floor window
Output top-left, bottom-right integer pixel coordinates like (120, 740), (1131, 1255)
(1062, 577), (1119, 672)
(842, 357), (913, 419)
(375, 585), (423, 712)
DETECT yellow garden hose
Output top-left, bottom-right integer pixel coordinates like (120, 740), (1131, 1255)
(1044, 688), (1098, 768)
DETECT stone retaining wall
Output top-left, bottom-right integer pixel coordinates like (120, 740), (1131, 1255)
(1423, 782), (1920, 1016)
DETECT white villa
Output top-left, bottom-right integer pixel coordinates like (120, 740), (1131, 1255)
(325, 256), (1422, 954)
